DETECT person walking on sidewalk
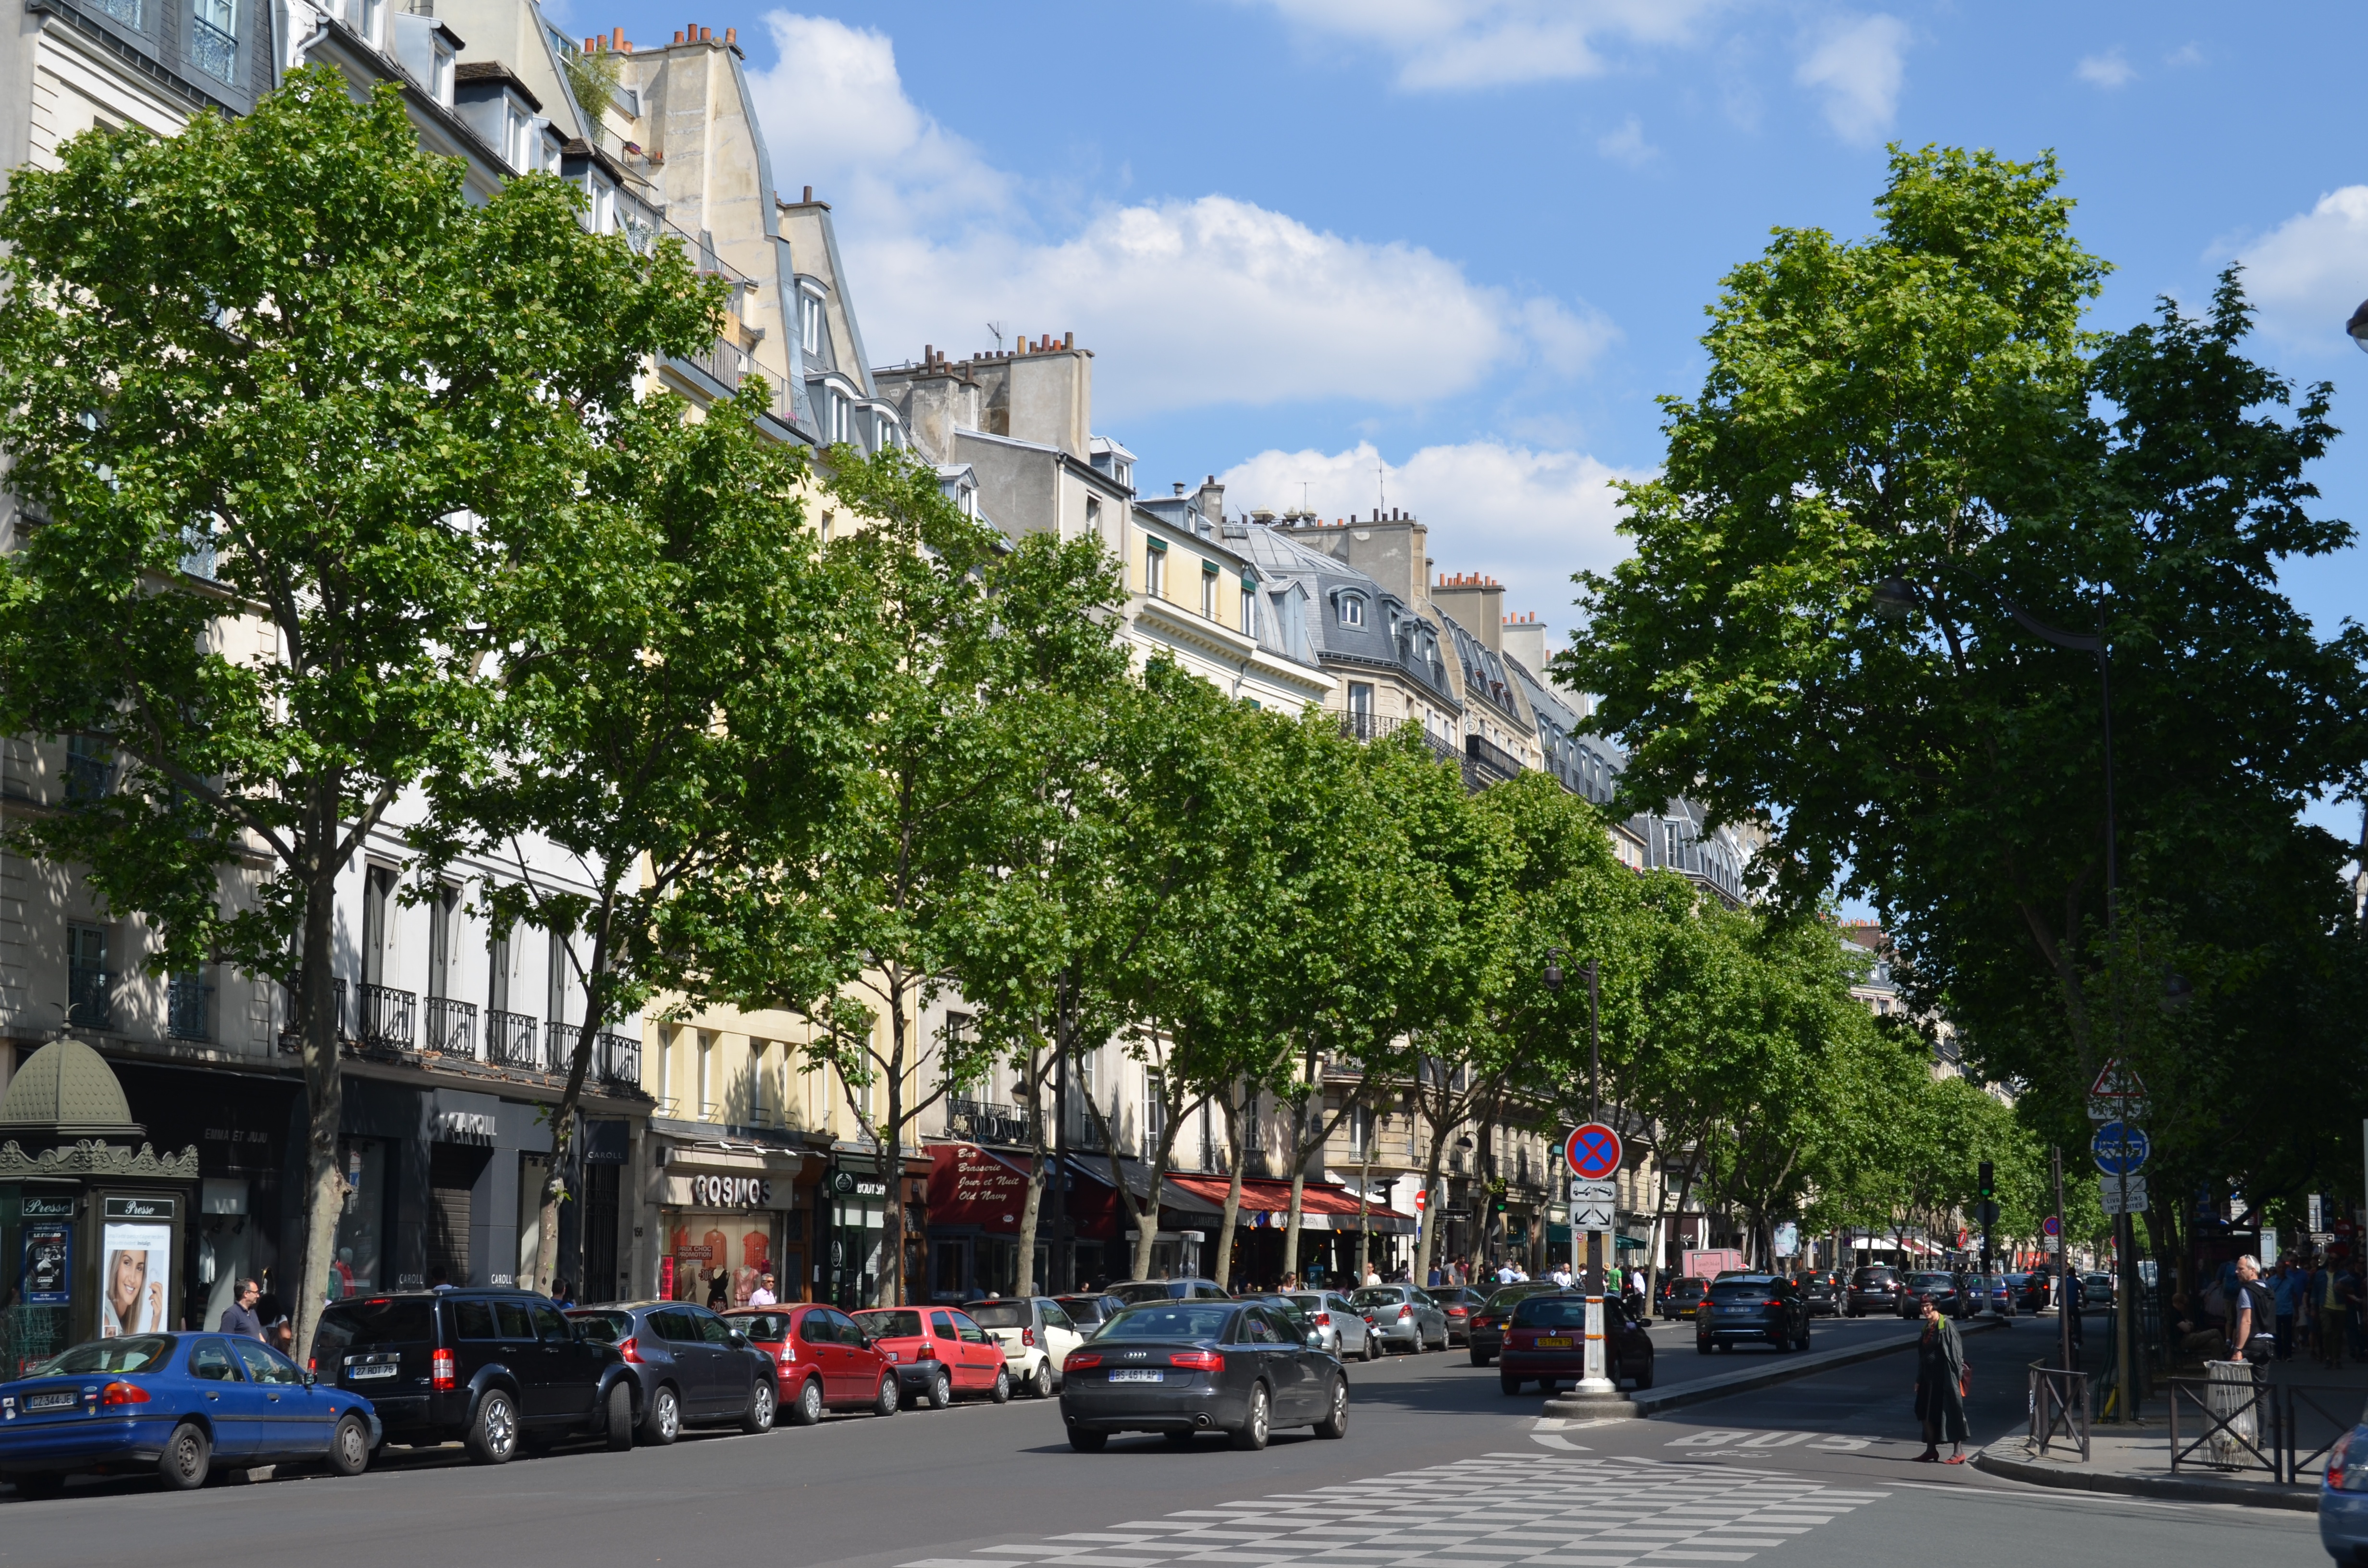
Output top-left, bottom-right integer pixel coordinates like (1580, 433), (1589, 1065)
(2271, 1258), (2304, 1361)
(2316, 1258), (2352, 1370)
(1912, 1296), (1970, 1463)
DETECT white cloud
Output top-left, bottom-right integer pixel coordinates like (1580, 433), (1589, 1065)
(2233, 186), (2368, 355)
(2165, 42), (2205, 67)
(746, 12), (1612, 420)
(1596, 114), (1657, 166)
(1219, 440), (1642, 636)
(2076, 49), (2134, 88)
(1795, 13), (1910, 143)
(1255, 0), (1724, 90)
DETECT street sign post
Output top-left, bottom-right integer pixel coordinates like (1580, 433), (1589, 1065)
(2102, 1176), (2149, 1215)
(1563, 1124), (1623, 1396)
(1570, 1179), (1616, 1231)
(2087, 1058), (2151, 1122)
(2091, 1122), (2150, 1178)
(1565, 1123), (1623, 1180)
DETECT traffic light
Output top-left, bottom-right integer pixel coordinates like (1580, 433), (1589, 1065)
(1977, 1160), (1995, 1200)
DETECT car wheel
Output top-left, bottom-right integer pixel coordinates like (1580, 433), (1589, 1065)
(742, 1378), (777, 1435)
(1633, 1355), (1655, 1391)
(468, 1390), (520, 1466)
(925, 1368), (953, 1410)
(604, 1382), (635, 1451)
(159, 1423), (211, 1491)
(786, 1376), (824, 1427)
(640, 1384), (682, 1446)
(989, 1366), (1011, 1405)
(1696, 1339), (1712, 1355)
(1068, 1426), (1108, 1452)
(1314, 1376), (1349, 1439)
(10, 1472), (66, 1500)
(1363, 1335), (1380, 1363)
(1469, 1349), (1491, 1367)
(1230, 1383), (1270, 1451)
(326, 1413), (371, 1477)
(874, 1374), (899, 1419)
(1029, 1360), (1054, 1399)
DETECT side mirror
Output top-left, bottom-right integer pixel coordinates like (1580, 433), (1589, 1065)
(730, 1331), (749, 1350)
(303, 1371), (319, 1387)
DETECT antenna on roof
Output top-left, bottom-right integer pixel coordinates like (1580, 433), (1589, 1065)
(985, 321), (1005, 353)
(1376, 453), (1385, 514)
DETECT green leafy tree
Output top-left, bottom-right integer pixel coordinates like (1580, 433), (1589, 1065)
(0, 71), (716, 1356)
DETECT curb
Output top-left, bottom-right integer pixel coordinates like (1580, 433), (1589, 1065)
(1970, 1444), (2319, 1513)
(1570, 1317), (2008, 1418)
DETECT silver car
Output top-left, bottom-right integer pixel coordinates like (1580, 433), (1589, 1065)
(1349, 1284), (1450, 1352)
(1286, 1291), (1377, 1360)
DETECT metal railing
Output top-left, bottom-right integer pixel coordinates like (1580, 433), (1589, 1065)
(596, 1030), (641, 1087)
(165, 977), (212, 1042)
(2166, 1374), (2360, 1484)
(424, 996), (477, 1057)
(546, 1020), (585, 1074)
(355, 983), (415, 1050)
(1464, 732), (1525, 780)
(67, 965), (113, 1030)
(279, 978), (346, 1052)
(947, 1096), (1032, 1148)
(189, 13), (237, 82)
(486, 1009), (539, 1069)
(2027, 1361), (2091, 1461)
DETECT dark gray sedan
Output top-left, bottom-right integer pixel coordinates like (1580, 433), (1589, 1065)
(1059, 1301), (1347, 1452)
(1349, 1284), (1450, 1352)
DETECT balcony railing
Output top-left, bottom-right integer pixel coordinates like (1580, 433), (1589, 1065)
(947, 1096), (1032, 1148)
(596, 1031), (641, 1087)
(356, 983), (416, 1051)
(546, 1020), (583, 1073)
(165, 977), (212, 1042)
(189, 12), (236, 82)
(425, 996), (477, 1057)
(486, 1009), (538, 1069)
(66, 965), (113, 1031)
(1464, 732), (1525, 782)
(279, 978), (347, 1053)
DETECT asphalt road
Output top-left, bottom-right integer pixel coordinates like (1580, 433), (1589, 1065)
(0, 1311), (2331, 1568)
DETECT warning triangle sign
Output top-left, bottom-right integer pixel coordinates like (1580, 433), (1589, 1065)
(2088, 1058), (2148, 1099)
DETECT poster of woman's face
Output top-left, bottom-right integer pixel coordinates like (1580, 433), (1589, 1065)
(100, 1224), (172, 1336)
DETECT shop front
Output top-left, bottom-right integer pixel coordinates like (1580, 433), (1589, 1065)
(820, 1148), (933, 1309)
(655, 1144), (808, 1308)
(0, 1040), (201, 1374)
(1166, 1175), (1414, 1288)
(333, 1078), (555, 1296)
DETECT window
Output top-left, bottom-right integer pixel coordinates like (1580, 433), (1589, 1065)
(426, 883), (457, 1003)
(698, 1032), (715, 1117)
(1143, 543), (1165, 600)
(64, 734), (110, 804)
(1200, 564), (1218, 619)
(67, 923), (110, 1029)
(486, 919), (511, 1017)
(799, 292), (823, 357)
(1348, 682), (1374, 718)
(1337, 593), (1364, 627)
(546, 929), (569, 1028)
(1241, 582), (1258, 639)
(432, 40), (455, 105)
(358, 0), (382, 46)
(361, 866), (395, 989)
(1144, 1072), (1166, 1153)
(191, 0), (236, 82)
(1664, 821), (1680, 866)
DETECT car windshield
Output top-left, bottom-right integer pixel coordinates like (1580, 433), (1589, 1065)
(1708, 1278), (1781, 1299)
(1909, 1273), (1955, 1287)
(1349, 1287), (1406, 1309)
(1057, 1298), (1108, 1321)
(856, 1310), (925, 1337)
(31, 1335), (176, 1376)
(964, 1302), (1031, 1329)
(567, 1311), (633, 1345)
(1285, 1294), (1326, 1311)
(1510, 1297), (1591, 1328)
(316, 1298), (435, 1354)
(1851, 1268), (1892, 1284)
(1098, 1305), (1235, 1341)
(1106, 1281), (1180, 1305)
(1485, 1284), (1553, 1311)
(1670, 1279), (1706, 1295)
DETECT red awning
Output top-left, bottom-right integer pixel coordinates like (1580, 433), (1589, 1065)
(1165, 1175), (1373, 1218)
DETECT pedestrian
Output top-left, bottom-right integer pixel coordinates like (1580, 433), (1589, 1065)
(705, 1269), (729, 1310)
(2317, 1260), (2350, 1370)
(748, 1271), (778, 1307)
(551, 1279), (575, 1310)
(1362, 1262), (1381, 1288)
(1912, 1296), (1970, 1463)
(2271, 1258), (2304, 1361)
(2227, 1254), (2274, 1364)
(2062, 1268), (2083, 1352)
(1428, 1262), (1443, 1289)
(217, 1278), (265, 1339)
(1550, 1261), (1573, 1290)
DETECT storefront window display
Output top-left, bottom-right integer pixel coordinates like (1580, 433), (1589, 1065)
(663, 1213), (778, 1308)
(4, 1191), (76, 1376)
(99, 1204), (173, 1337)
(329, 1140), (386, 1299)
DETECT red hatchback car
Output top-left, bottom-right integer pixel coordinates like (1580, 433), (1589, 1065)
(723, 1304), (900, 1426)
(851, 1306), (1012, 1409)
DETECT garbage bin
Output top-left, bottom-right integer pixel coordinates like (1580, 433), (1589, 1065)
(2202, 1359), (2258, 1469)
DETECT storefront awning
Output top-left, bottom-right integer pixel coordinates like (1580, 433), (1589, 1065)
(926, 1143), (1035, 1235)
(1161, 1174), (1417, 1233)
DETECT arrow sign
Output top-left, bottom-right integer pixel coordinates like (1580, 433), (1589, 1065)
(2092, 1122), (2150, 1177)
(1570, 1179), (1616, 1230)
(1565, 1123), (1623, 1181)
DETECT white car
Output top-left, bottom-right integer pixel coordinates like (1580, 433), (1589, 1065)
(961, 1296), (1084, 1398)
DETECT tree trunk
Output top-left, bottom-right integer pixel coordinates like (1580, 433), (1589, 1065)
(536, 911), (617, 1299)
(1411, 1114), (1451, 1286)
(1212, 1090), (1245, 1292)
(292, 842), (345, 1372)
(883, 973), (909, 1306)
(1013, 1041), (1049, 1298)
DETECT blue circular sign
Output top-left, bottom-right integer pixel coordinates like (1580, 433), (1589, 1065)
(2091, 1121), (2150, 1177)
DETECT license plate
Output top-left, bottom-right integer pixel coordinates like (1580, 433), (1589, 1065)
(1535, 1336), (1573, 1348)
(1719, 1306), (1750, 1314)
(347, 1364), (399, 1381)
(1109, 1370), (1164, 1383)
(25, 1392), (76, 1412)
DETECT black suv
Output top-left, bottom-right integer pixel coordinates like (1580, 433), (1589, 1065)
(311, 1289), (633, 1464)
(1696, 1274), (1813, 1353)
(569, 1302), (778, 1444)
(1844, 1265), (1903, 1316)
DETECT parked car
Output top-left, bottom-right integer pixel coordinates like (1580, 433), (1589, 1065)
(1104, 1277), (1230, 1305)
(963, 1296), (1086, 1398)
(1058, 1299), (1346, 1451)
(1435, 1286), (1489, 1346)
(1499, 1293), (1656, 1393)
(1969, 1274), (2019, 1319)
(1283, 1291), (1377, 1360)
(567, 1301), (777, 1444)
(0, 1332), (381, 1495)
(851, 1306), (1011, 1408)
(1659, 1276), (1711, 1320)
(1896, 1272), (1963, 1318)
(1469, 1281), (1565, 1365)
(1053, 1293), (1131, 1338)
(312, 1288), (631, 1464)
(1798, 1274), (1838, 1316)
(721, 1303), (899, 1424)
(1349, 1283), (1450, 1353)
(1697, 1274), (1813, 1353)
(2016, 1266), (2058, 1312)
(1844, 1265), (1904, 1316)
(2320, 1416), (2368, 1562)
(2081, 1272), (2117, 1312)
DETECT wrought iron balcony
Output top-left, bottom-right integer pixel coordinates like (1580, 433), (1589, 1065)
(189, 13), (236, 83)
(486, 1009), (538, 1069)
(278, 978), (346, 1053)
(596, 1031), (641, 1087)
(947, 1096), (1032, 1148)
(66, 965), (113, 1031)
(165, 977), (212, 1042)
(425, 996), (477, 1057)
(1464, 732), (1525, 782)
(546, 1020), (585, 1074)
(355, 983), (416, 1051)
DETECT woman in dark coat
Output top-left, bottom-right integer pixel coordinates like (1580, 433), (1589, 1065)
(1912, 1296), (1969, 1462)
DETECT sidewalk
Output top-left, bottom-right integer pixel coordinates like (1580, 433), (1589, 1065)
(1970, 1318), (2368, 1512)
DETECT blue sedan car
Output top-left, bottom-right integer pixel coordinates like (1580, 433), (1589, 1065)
(0, 1333), (380, 1497)
(2324, 1419), (2368, 1562)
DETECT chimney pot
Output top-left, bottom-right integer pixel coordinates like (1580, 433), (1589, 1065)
(612, 25), (624, 48)
(802, 184), (813, 203)
(699, 25), (711, 41)
(724, 24), (734, 43)
(673, 29), (683, 43)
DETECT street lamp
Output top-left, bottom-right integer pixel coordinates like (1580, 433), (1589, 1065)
(2348, 299), (2368, 354)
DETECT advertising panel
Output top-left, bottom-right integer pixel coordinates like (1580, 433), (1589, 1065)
(100, 1223), (173, 1336)
(20, 1222), (71, 1306)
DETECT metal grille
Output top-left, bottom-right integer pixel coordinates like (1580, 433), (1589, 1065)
(278, 977), (346, 1052)
(89, 0), (140, 25)
(596, 1031), (641, 1086)
(948, 1096), (1031, 1148)
(486, 1009), (538, 1069)
(425, 996), (477, 1057)
(66, 965), (113, 1031)
(165, 976), (212, 1041)
(355, 983), (415, 1049)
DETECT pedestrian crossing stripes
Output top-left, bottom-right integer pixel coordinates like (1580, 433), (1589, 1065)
(898, 1453), (1888, 1568)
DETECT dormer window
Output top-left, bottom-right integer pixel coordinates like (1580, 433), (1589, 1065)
(432, 37), (455, 104)
(798, 290), (823, 357)
(358, 0), (382, 48)
(1336, 593), (1365, 628)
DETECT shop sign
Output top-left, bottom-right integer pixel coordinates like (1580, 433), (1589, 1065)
(830, 1171), (887, 1199)
(664, 1173), (795, 1210)
(20, 1195), (75, 1219)
(104, 1196), (175, 1221)
(432, 1109), (498, 1145)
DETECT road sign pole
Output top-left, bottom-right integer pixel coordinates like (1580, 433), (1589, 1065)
(2053, 1146), (2072, 1377)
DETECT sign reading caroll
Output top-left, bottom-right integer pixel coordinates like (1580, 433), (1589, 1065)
(689, 1174), (772, 1208)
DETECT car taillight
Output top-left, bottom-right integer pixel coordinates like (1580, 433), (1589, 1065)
(432, 1348), (456, 1391)
(1169, 1351), (1222, 1372)
(1765, 1299), (1784, 1307)
(1315, 1312), (1332, 1326)
(1475, 1317), (1495, 1330)
(920, 1342), (934, 1358)
(99, 1381), (149, 1406)
(1022, 1327), (1036, 1347)
(1067, 1351), (1103, 1371)
(1450, 1307), (1468, 1316)
(617, 1336), (646, 1365)
(1398, 1305), (1412, 1320)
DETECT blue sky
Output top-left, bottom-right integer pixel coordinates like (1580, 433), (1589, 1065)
(569, 0), (2366, 822)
